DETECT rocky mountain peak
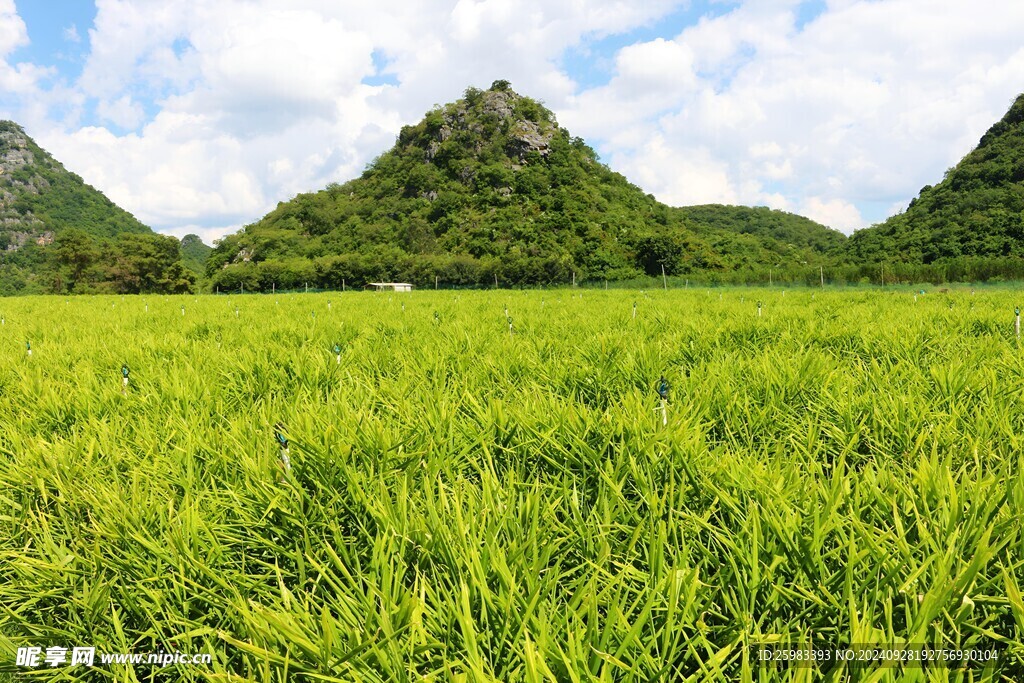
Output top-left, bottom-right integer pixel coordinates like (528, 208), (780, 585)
(0, 120), (150, 246)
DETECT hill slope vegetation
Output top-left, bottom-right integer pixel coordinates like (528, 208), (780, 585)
(209, 81), (845, 289)
(846, 94), (1024, 272)
(0, 121), (196, 294)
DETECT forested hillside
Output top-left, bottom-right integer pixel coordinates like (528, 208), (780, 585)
(0, 121), (196, 294)
(846, 93), (1024, 275)
(208, 81), (845, 290)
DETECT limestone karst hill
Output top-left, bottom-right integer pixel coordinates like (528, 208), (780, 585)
(209, 80), (845, 289)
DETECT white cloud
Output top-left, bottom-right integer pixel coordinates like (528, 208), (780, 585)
(0, 0), (53, 99)
(614, 136), (739, 206)
(800, 196), (863, 232)
(96, 94), (144, 129)
(62, 24), (81, 43)
(557, 0), (1024, 232)
(0, 0), (26, 56)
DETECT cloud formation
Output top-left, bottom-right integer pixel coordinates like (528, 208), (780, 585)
(561, 0), (1024, 231)
(1, 0), (1023, 240)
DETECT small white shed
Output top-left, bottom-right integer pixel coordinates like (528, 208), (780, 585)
(367, 282), (413, 292)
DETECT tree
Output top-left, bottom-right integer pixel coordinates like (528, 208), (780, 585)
(49, 228), (98, 293)
(109, 233), (195, 294)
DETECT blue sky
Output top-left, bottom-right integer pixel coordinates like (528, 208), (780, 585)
(0, 0), (1022, 243)
(11, 1), (94, 75)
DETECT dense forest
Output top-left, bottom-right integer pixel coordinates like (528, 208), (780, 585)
(0, 229), (195, 295)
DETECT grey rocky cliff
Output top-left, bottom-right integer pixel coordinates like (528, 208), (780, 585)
(508, 119), (553, 159)
(0, 124), (48, 241)
(422, 85), (557, 166)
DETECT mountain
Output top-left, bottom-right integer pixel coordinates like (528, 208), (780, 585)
(0, 122), (194, 295)
(208, 81), (845, 290)
(0, 121), (150, 244)
(180, 234), (212, 277)
(674, 204), (845, 268)
(846, 94), (1024, 264)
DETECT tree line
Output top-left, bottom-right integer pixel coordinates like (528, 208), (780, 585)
(0, 229), (195, 295)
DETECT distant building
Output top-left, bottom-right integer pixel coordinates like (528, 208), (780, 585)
(366, 282), (413, 292)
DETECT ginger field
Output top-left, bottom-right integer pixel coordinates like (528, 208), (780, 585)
(0, 288), (1023, 682)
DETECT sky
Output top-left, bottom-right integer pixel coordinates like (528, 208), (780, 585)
(1, 0), (1023, 244)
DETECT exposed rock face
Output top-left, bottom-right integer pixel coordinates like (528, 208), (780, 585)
(508, 119), (553, 159)
(419, 84), (557, 167)
(481, 89), (514, 121)
(0, 125), (37, 200)
(0, 127), (33, 173)
(0, 124), (46, 245)
(0, 120), (150, 248)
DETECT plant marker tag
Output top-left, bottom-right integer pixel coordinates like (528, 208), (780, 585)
(333, 343), (341, 364)
(632, 301), (637, 319)
(757, 300), (762, 317)
(181, 305), (185, 316)
(656, 375), (669, 426)
(1016, 307), (1020, 339)
(26, 341), (31, 356)
(235, 308), (239, 318)
(121, 364), (129, 394)
(274, 424), (291, 474)
(328, 301), (331, 310)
